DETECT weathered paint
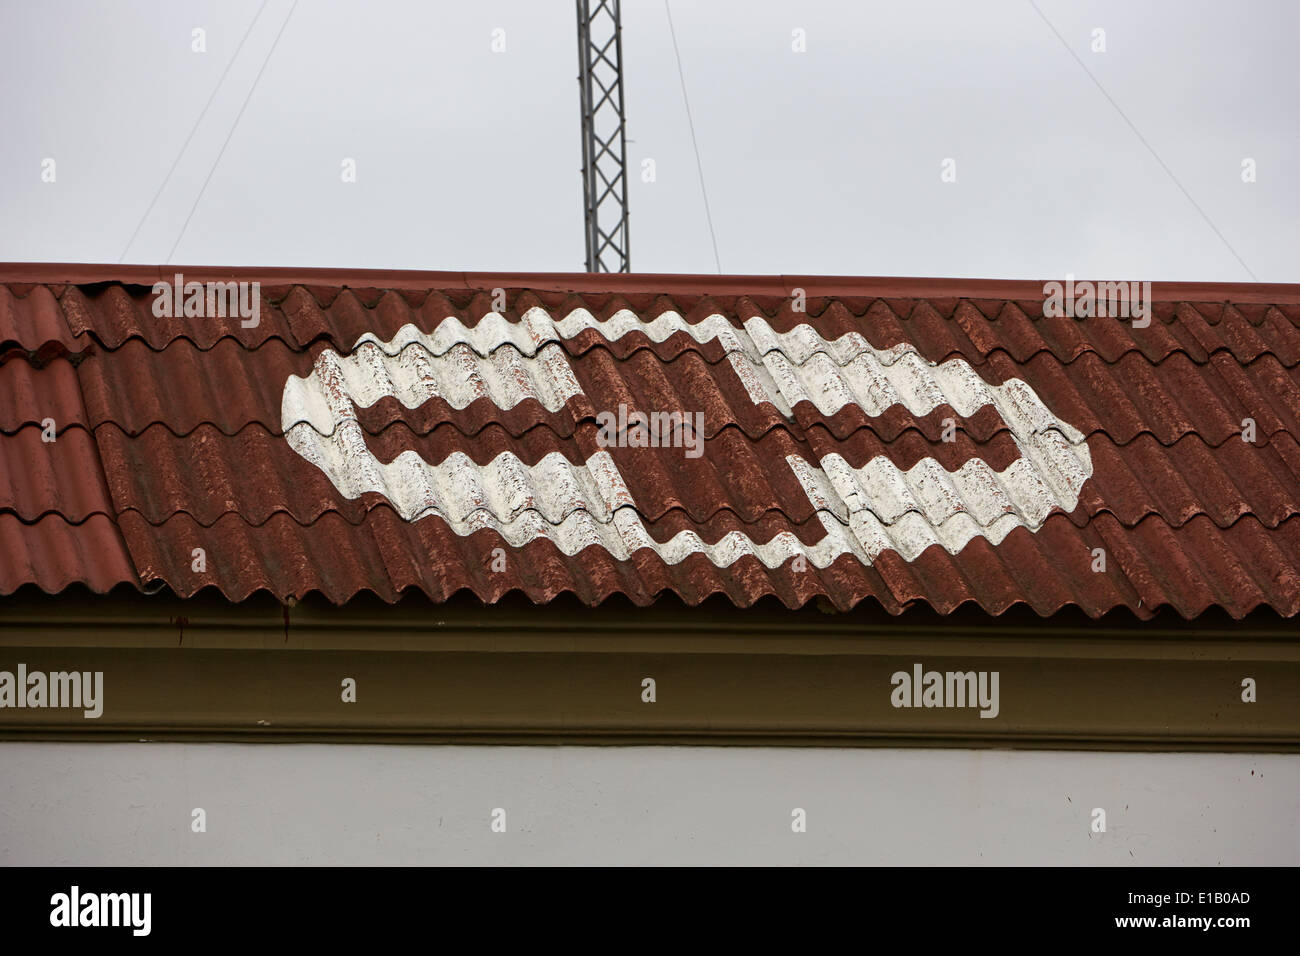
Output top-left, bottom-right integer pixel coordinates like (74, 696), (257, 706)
(283, 310), (1093, 566)
(5, 269), (1299, 617)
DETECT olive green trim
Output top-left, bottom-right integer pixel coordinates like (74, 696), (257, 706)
(0, 590), (1295, 749)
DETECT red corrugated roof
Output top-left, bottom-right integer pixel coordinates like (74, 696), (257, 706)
(2, 264), (1299, 619)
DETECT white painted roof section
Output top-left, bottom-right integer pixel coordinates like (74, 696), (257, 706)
(281, 306), (1094, 567)
(350, 308), (911, 365)
(280, 339), (582, 434)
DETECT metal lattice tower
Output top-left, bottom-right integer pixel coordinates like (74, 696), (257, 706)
(576, 0), (630, 273)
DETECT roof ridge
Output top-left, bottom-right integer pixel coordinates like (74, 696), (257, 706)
(1, 264), (1297, 303)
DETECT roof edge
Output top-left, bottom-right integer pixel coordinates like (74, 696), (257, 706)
(2, 263), (1299, 304)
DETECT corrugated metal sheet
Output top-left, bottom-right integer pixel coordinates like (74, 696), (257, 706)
(0, 347), (136, 595)
(2, 266), (1299, 619)
(0, 359), (89, 431)
(0, 514), (136, 596)
(0, 283), (80, 355)
(70, 334), (1300, 444)
(0, 425), (116, 521)
(43, 279), (1300, 364)
(109, 510), (1300, 617)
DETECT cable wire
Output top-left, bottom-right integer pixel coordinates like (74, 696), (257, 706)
(664, 0), (722, 273)
(166, 0), (299, 263)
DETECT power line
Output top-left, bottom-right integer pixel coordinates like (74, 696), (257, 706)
(1028, 0), (1258, 281)
(166, 0), (299, 263)
(118, 1), (271, 263)
(664, 0), (722, 273)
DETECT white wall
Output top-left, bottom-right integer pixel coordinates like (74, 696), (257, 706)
(1, 744), (1295, 865)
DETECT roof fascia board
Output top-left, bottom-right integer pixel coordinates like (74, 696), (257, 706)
(0, 640), (1294, 750)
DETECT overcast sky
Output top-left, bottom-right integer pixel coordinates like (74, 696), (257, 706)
(1, 0), (1295, 281)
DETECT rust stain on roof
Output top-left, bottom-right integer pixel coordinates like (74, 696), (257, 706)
(2, 264), (1299, 619)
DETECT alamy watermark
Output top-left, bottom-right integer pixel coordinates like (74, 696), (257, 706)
(1042, 275), (1151, 328)
(890, 662), (1000, 718)
(0, 663), (103, 718)
(50, 886), (150, 936)
(151, 273), (260, 328)
(595, 403), (704, 458)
